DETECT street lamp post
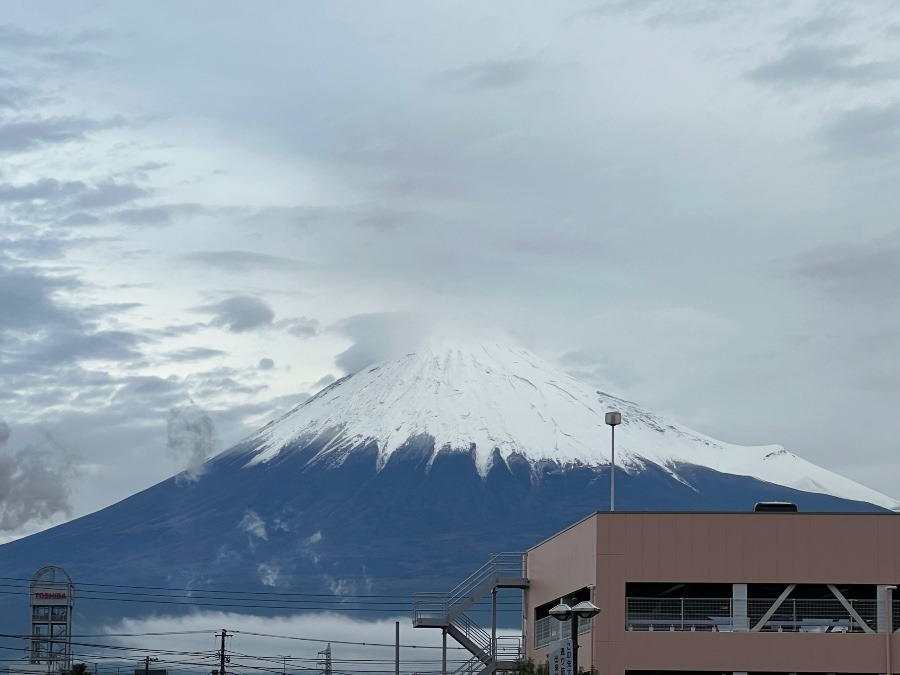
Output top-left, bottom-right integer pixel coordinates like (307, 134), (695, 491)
(605, 412), (621, 511)
(887, 585), (896, 675)
(549, 598), (601, 675)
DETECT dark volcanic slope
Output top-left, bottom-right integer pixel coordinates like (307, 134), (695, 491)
(0, 435), (883, 633)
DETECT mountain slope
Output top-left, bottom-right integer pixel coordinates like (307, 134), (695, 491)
(0, 339), (895, 633)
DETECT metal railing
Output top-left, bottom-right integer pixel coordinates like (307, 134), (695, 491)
(625, 597), (887, 633)
(494, 636), (523, 661)
(413, 553), (524, 624)
(747, 598), (876, 632)
(533, 615), (591, 648)
(453, 614), (492, 653)
(625, 598), (732, 632)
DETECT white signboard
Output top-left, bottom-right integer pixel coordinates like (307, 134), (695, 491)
(548, 639), (573, 675)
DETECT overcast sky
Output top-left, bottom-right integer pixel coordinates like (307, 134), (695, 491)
(2, 0), (900, 538)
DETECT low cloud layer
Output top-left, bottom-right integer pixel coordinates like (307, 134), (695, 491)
(103, 611), (521, 672)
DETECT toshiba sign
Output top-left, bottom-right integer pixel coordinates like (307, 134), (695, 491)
(31, 586), (71, 605)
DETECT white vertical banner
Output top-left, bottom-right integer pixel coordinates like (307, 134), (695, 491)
(548, 639), (573, 675)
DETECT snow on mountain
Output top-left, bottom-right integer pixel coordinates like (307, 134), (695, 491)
(241, 339), (899, 511)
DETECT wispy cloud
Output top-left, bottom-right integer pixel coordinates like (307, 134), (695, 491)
(181, 250), (306, 273)
(746, 45), (898, 88)
(819, 102), (900, 158)
(430, 59), (539, 91)
(0, 115), (126, 153)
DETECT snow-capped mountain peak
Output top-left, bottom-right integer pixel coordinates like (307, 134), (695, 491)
(242, 339), (899, 511)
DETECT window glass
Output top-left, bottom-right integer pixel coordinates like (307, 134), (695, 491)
(51, 606), (68, 620)
(52, 624), (68, 637)
(33, 625), (49, 636)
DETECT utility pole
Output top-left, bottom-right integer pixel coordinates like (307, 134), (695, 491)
(219, 630), (230, 675)
(144, 656), (158, 675)
(317, 644), (331, 675)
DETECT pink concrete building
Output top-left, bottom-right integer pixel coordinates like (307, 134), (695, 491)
(524, 511), (900, 675)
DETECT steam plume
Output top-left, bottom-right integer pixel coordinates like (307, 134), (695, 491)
(166, 404), (219, 483)
(0, 421), (78, 531)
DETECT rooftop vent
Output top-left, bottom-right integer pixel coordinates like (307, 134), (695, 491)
(754, 502), (798, 513)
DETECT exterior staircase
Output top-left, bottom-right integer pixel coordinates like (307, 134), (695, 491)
(413, 553), (529, 675)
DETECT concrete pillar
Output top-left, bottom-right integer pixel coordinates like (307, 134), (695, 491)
(877, 585), (888, 633)
(732, 584), (748, 632)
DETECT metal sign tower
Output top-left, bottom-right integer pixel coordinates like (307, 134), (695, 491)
(29, 566), (74, 673)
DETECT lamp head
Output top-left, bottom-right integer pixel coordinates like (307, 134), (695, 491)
(572, 600), (601, 619)
(548, 601), (573, 622)
(605, 411), (621, 426)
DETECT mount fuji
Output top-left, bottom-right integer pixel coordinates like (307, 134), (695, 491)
(0, 339), (896, 629)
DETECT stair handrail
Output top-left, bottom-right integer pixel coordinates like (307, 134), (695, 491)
(452, 614), (492, 653)
(448, 655), (487, 675)
(445, 553), (524, 608)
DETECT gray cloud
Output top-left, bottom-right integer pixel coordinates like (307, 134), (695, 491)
(430, 59), (539, 91)
(0, 263), (80, 330)
(166, 404), (219, 483)
(276, 316), (320, 338)
(0, 177), (87, 202)
(574, 0), (733, 26)
(819, 102), (900, 157)
(258, 358), (274, 370)
(333, 312), (428, 374)
(0, 115), (125, 153)
(20, 329), (147, 365)
(167, 347), (227, 363)
(785, 15), (850, 40)
(788, 231), (900, 302)
(0, 24), (53, 49)
(195, 296), (276, 333)
(0, 83), (37, 110)
(70, 181), (150, 210)
(312, 373), (336, 390)
(109, 203), (199, 226)
(0, 423), (78, 531)
(181, 250), (305, 273)
(746, 45), (898, 87)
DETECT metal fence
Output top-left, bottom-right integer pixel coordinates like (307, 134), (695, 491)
(625, 597), (894, 633)
(746, 598), (876, 633)
(625, 598), (732, 632)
